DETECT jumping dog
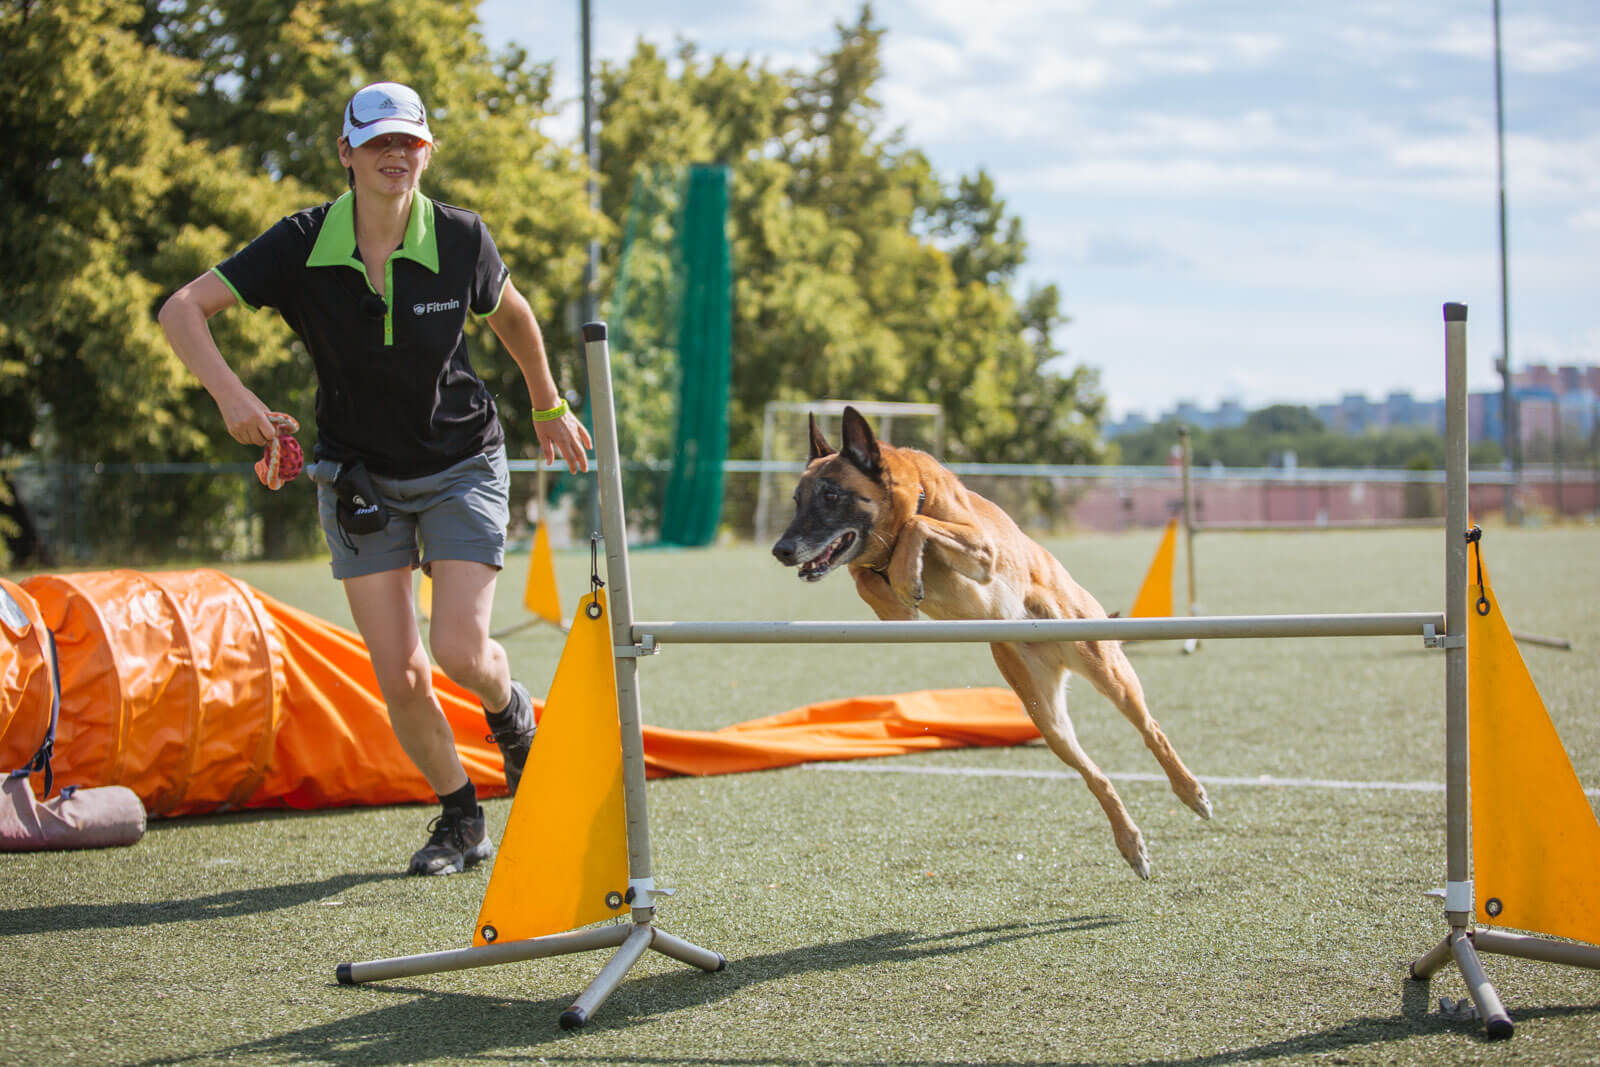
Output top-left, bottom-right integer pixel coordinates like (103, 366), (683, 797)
(771, 407), (1212, 878)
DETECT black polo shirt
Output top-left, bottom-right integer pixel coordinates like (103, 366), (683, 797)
(213, 191), (510, 477)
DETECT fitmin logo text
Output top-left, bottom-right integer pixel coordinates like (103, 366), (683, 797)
(412, 299), (462, 315)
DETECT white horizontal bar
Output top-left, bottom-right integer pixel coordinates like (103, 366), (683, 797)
(631, 612), (1444, 645)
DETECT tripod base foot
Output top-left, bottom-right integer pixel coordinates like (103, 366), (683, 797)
(336, 920), (723, 1029)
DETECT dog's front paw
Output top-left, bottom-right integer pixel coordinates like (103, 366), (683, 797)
(889, 581), (923, 611)
(886, 563), (924, 609)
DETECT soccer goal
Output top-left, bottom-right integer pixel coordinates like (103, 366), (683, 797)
(752, 400), (945, 544)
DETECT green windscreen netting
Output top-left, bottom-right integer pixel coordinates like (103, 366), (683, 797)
(609, 164), (731, 547)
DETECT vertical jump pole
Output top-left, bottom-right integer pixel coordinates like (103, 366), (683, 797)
(1409, 302), (1515, 1038)
(565, 320), (726, 1028)
(580, 320), (656, 927)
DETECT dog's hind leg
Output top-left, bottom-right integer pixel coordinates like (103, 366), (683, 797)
(991, 642), (1151, 879)
(1069, 640), (1212, 821)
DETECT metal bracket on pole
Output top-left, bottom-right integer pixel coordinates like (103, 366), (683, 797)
(625, 878), (676, 908)
(1422, 624), (1465, 650)
(614, 635), (659, 658)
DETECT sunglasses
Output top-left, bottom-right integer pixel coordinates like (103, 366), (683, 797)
(358, 133), (430, 151)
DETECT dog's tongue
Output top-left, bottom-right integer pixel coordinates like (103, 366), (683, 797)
(800, 531), (853, 578)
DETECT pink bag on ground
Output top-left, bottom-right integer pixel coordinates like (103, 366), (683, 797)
(0, 776), (145, 851)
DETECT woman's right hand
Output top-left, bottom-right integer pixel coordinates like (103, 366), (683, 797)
(158, 271), (272, 445)
(217, 384), (278, 447)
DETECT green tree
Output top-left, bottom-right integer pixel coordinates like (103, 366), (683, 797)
(596, 5), (1104, 478)
(1110, 416), (1506, 470)
(2, 0), (311, 561)
(2, 0), (299, 461)
(1244, 404), (1323, 436)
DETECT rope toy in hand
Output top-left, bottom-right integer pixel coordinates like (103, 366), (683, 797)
(254, 412), (303, 490)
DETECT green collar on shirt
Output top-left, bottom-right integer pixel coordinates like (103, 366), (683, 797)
(306, 190), (440, 275)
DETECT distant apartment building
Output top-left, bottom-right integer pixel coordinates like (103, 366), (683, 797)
(1106, 363), (1598, 447)
(1473, 364), (1600, 450)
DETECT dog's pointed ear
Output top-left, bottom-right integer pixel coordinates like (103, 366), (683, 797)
(808, 413), (836, 460)
(839, 406), (882, 480)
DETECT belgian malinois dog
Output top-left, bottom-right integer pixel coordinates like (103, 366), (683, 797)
(771, 407), (1212, 878)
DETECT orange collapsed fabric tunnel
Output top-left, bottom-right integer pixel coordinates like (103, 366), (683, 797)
(642, 688), (1036, 779)
(0, 569), (1038, 817)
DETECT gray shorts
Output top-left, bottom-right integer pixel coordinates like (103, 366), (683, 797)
(307, 446), (510, 580)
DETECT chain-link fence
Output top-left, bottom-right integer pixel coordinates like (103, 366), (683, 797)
(7, 459), (1595, 567)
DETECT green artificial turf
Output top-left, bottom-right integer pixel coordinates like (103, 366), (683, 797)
(3, 523), (1598, 1064)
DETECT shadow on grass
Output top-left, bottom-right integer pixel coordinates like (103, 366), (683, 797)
(162, 989), (1600, 1067)
(1132, 998), (1600, 1066)
(0, 870), (402, 936)
(141, 915), (1120, 1065)
(147, 803), (428, 831)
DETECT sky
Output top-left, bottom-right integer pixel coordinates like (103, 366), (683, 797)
(477, 0), (1599, 421)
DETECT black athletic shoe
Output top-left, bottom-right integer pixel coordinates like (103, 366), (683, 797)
(407, 807), (494, 876)
(486, 680), (536, 795)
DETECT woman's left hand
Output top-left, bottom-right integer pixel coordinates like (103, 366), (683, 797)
(535, 411), (592, 473)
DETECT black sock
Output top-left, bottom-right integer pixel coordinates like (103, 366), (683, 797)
(439, 781), (478, 819)
(484, 687), (519, 729)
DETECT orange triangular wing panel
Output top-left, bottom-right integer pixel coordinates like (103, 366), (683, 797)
(1469, 556), (1600, 945)
(1129, 518), (1177, 618)
(473, 590), (628, 945)
(522, 523), (564, 626)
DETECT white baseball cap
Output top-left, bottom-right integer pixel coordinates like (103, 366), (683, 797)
(342, 82), (433, 148)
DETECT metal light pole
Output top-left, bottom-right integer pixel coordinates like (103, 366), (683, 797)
(580, 0), (599, 327)
(580, 0), (602, 535)
(1493, 0), (1519, 523)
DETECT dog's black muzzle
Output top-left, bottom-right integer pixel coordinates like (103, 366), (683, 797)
(771, 536), (801, 567)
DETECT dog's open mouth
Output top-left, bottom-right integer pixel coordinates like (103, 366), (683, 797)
(798, 531), (856, 581)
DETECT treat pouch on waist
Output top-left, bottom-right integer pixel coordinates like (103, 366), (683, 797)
(333, 461), (390, 536)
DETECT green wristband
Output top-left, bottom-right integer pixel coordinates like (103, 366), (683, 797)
(531, 398), (569, 423)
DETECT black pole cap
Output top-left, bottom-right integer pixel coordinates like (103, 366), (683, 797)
(581, 321), (608, 342)
(336, 963), (354, 985)
(1443, 303), (1468, 322)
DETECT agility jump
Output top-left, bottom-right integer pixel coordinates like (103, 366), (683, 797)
(338, 306), (1599, 1038)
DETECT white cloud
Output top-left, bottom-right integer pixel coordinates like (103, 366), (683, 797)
(1074, 299), (1463, 419)
(1431, 12), (1597, 74)
(475, 0), (1599, 419)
